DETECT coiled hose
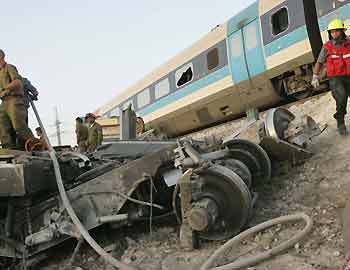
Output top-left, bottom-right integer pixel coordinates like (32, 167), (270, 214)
(30, 100), (313, 270)
(201, 213), (313, 270)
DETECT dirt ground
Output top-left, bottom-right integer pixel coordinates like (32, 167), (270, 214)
(36, 92), (350, 270)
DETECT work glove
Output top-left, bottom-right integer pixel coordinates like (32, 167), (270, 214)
(311, 74), (320, 89)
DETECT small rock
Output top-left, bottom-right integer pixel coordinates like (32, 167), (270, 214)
(334, 251), (341, 257)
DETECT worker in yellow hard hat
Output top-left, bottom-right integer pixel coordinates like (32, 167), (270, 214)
(312, 19), (350, 136)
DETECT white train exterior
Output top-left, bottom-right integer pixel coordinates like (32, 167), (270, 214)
(95, 0), (350, 137)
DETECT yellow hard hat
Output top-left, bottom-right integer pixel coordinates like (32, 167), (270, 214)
(328, 19), (346, 31)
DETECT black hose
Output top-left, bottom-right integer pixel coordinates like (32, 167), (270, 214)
(201, 213), (313, 270)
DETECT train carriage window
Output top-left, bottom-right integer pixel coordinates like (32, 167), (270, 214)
(271, 7), (289, 36)
(207, 48), (219, 71)
(231, 34), (242, 57)
(137, 88), (150, 108)
(175, 63), (194, 88)
(245, 24), (258, 50)
(155, 78), (170, 99)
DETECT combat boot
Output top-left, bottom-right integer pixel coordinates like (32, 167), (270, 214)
(337, 119), (349, 136)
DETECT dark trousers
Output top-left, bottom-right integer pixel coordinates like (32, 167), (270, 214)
(329, 76), (350, 122)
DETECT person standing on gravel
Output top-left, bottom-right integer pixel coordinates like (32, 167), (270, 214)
(312, 19), (350, 136)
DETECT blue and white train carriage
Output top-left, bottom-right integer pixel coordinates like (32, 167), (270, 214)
(95, 0), (350, 137)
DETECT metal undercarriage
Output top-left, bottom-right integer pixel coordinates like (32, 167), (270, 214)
(0, 107), (324, 268)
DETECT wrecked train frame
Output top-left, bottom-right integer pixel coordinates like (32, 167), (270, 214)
(0, 107), (323, 268)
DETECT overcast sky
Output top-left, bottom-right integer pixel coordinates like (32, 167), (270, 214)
(2, 0), (255, 145)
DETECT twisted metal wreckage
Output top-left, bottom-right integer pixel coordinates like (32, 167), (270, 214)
(0, 105), (324, 269)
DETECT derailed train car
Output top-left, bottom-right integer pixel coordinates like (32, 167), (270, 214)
(95, 0), (350, 137)
(0, 107), (323, 268)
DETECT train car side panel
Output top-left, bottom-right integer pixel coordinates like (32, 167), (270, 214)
(260, 0), (312, 73)
(140, 66), (232, 120)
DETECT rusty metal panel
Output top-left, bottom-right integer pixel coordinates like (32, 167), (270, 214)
(260, 137), (312, 162)
(68, 146), (175, 228)
(0, 164), (25, 197)
(93, 140), (176, 160)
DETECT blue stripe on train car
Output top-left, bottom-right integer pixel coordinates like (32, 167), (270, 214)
(138, 66), (231, 117)
(264, 4), (350, 58)
(264, 26), (308, 57)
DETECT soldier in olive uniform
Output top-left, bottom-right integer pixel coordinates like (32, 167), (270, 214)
(85, 113), (103, 153)
(75, 117), (88, 152)
(0, 49), (37, 150)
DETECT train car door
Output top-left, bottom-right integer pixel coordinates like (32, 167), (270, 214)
(228, 19), (266, 84)
(228, 30), (249, 83)
(242, 19), (266, 78)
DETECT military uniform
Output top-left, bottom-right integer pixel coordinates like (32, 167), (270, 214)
(0, 63), (34, 149)
(87, 122), (103, 152)
(75, 122), (89, 152)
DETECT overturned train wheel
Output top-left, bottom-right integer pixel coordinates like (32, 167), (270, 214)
(225, 139), (272, 185)
(175, 165), (252, 241)
(216, 159), (252, 189)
